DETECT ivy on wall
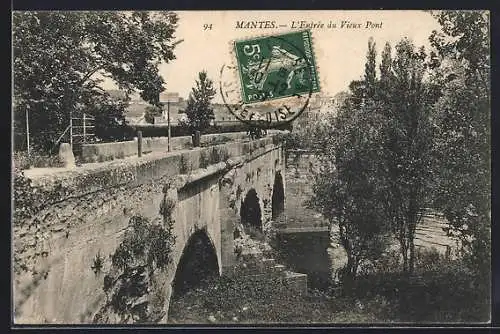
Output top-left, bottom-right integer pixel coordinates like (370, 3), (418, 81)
(13, 168), (53, 277)
(13, 169), (49, 223)
(94, 186), (177, 324)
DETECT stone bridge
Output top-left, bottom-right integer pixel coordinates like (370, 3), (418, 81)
(13, 133), (289, 324)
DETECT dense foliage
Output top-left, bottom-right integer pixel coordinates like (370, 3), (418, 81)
(379, 38), (436, 273)
(428, 10), (490, 282)
(13, 11), (178, 151)
(308, 11), (490, 282)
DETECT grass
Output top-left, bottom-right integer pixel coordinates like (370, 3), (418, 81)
(168, 275), (378, 324)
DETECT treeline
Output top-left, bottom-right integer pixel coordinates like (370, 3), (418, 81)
(305, 10), (490, 290)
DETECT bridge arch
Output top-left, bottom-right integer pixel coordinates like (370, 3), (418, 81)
(240, 188), (263, 234)
(271, 171), (285, 221)
(169, 228), (219, 300)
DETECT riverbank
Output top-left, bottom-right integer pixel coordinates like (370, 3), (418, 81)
(167, 250), (489, 324)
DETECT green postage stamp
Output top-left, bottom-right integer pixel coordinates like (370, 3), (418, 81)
(234, 30), (320, 104)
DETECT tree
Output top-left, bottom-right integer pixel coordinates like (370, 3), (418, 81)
(311, 103), (389, 282)
(313, 37), (438, 277)
(184, 71), (216, 133)
(13, 11), (178, 151)
(381, 39), (436, 273)
(310, 41), (390, 281)
(364, 37), (377, 98)
(379, 42), (393, 91)
(429, 10), (490, 277)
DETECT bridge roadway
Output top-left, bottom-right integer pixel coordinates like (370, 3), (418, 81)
(14, 132), (288, 324)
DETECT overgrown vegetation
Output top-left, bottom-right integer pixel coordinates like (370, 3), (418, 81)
(12, 168), (63, 224)
(13, 167), (71, 281)
(169, 247), (489, 324)
(169, 274), (323, 324)
(94, 213), (176, 324)
(349, 248), (490, 323)
(13, 151), (64, 169)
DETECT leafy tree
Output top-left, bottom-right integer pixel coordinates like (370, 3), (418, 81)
(429, 10), (490, 277)
(346, 80), (366, 109)
(283, 114), (332, 152)
(381, 39), (436, 273)
(184, 71), (216, 133)
(311, 103), (389, 282)
(312, 37), (437, 276)
(310, 42), (391, 281)
(83, 93), (135, 142)
(13, 11), (178, 151)
(379, 42), (393, 91)
(364, 37), (377, 98)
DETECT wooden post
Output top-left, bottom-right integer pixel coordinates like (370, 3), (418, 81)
(25, 108), (30, 158)
(137, 131), (142, 157)
(83, 113), (87, 144)
(69, 114), (73, 150)
(193, 130), (201, 147)
(167, 101), (171, 152)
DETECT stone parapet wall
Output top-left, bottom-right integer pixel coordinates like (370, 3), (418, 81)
(26, 135), (281, 201)
(80, 132), (251, 163)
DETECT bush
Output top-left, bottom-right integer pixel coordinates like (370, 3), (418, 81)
(13, 150), (63, 170)
(349, 249), (490, 323)
(168, 274), (306, 324)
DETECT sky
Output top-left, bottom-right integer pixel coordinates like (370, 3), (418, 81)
(101, 10), (442, 103)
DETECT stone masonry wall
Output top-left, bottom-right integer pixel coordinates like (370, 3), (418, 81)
(80, 132), (250, 163)
(14, 134), (285, 324)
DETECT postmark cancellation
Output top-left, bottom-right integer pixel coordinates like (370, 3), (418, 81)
(220, 30), (320, 128)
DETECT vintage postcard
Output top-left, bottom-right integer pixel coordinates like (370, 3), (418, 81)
(12, 10), (491, 326)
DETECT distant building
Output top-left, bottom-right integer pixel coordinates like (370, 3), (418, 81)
(114, 89), (239, 126)
(110, 89), (309, 126)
